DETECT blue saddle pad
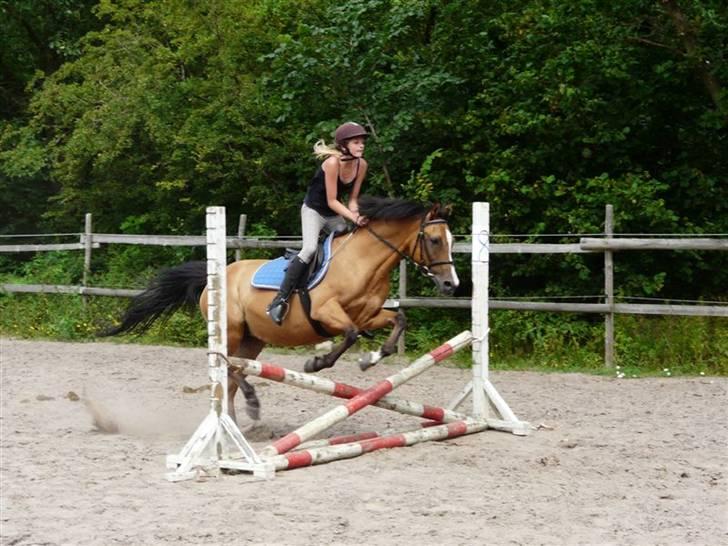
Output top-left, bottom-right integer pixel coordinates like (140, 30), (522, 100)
(251, 232), (335, 290)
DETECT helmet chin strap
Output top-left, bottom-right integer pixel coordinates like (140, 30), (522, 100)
(339, 146), (358, 161)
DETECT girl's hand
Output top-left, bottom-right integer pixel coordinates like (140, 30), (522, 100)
(354, 214), (368, 227)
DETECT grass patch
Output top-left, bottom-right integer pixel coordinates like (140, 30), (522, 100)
(1, 291), (725, 377)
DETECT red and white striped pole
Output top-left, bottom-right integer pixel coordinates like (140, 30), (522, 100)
(266, 419), (488, 471)
(293, 421), (447, 451)
(260, 330), (473, 457)
(237, 357), (472, 424)
(294, 431), (381, 451)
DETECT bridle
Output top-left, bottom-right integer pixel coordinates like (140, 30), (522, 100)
(364, 215), (454, 279)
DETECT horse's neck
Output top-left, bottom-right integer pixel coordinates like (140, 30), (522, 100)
(344, 217), (421, 274)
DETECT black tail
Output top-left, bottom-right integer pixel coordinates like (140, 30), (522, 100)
(100, 261), (208, 337)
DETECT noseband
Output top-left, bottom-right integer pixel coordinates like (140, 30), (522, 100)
(364, 216), (454, 279)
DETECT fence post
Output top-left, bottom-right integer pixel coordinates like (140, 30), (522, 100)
(82, 213), (93, 304)
(234, 214), (247, 262)
(604, 204), (614, 368)
(397, 261), (407, 354)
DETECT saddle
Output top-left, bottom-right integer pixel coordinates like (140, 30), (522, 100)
(251, 225), (352, 338)
(251, 224), (350, 291)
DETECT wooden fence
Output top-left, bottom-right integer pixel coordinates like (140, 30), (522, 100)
(2, 207), (727, 366)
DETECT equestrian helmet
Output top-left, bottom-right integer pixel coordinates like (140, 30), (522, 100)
(334, 122), (369, 147)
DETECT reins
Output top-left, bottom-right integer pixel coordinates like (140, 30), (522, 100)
(363, 215), (454, 279)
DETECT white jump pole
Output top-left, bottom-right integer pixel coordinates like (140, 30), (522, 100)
(447, 202), (530, 435)
(165, 206), (274, 481)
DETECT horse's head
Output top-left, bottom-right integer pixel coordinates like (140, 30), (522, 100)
(415, 203), (460, 296)
(357, 195), (461, 296)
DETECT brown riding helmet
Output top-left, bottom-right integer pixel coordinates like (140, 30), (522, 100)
(334, 122), (369, 148)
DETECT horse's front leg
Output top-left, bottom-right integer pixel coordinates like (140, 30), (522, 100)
(358, 309), (406, 371)
(304, 299), (359, 373)
(304, 327), (359, 373)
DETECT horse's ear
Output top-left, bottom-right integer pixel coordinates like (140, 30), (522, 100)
(427, 202), (452, 221)
(427, 202), (442, 221)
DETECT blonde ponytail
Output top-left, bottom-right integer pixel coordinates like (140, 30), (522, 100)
(313, 139), (343, 160)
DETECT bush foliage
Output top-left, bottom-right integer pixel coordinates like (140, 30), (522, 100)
(1, 0), (726, 374)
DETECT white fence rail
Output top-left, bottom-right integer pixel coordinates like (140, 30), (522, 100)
(2, 207), (726, 367)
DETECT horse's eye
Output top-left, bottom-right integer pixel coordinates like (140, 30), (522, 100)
(430, 237), (441, 246)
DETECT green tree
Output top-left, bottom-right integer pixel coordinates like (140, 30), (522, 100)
(2, 0), (726, 300)
(0, 0), (99, 235)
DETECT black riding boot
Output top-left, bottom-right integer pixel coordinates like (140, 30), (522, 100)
(266, 256), (308, 325)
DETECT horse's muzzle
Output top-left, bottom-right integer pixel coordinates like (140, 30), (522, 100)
(436, 278), (458, 296)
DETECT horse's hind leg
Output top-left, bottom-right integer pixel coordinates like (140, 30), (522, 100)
(358, 309), (406, 371)
(229, 336), (265, 421)
(201, 272), (264, 423)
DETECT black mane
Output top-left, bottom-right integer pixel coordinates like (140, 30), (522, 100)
(357, 195), (428, 221)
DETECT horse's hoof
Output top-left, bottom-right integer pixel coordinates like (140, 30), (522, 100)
(359, 354), (374, 371)
(359, 352), (382, 372)
(304, 357), (319, 373)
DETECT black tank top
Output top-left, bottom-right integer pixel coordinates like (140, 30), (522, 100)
(304, 160), (359, 217)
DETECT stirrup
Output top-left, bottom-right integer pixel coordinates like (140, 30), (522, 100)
(266, 299), (290, 326)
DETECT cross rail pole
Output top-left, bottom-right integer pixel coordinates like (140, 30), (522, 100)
(266, 419), (490, 471)
(259, 331), (474, 457)
(235, 357), (517, 432)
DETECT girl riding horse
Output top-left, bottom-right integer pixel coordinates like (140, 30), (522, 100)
(267, 121), (371, 325)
